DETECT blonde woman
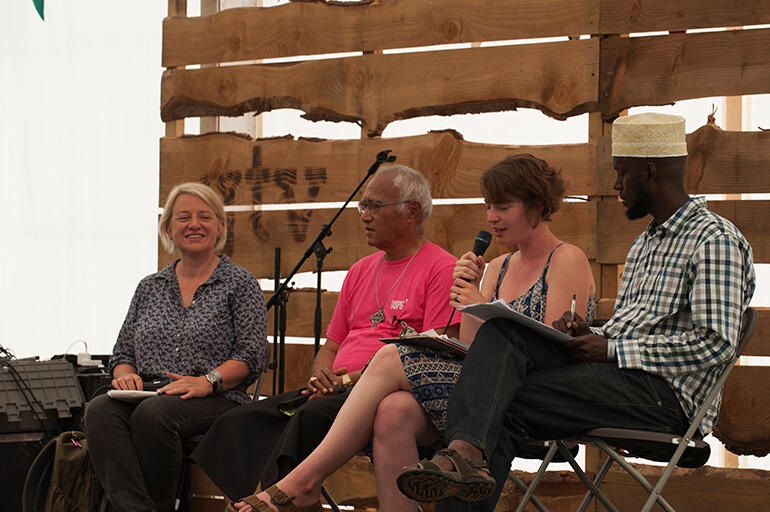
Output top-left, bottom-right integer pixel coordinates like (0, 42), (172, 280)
(84, 183), (268, 512)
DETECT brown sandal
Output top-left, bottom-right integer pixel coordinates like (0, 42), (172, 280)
(226, 484), (322, 512)
(396, 447), (496, 503)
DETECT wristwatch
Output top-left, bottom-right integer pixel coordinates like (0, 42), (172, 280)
(205, 369), (224, 394)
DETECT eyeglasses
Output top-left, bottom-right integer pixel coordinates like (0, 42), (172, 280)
(356, 199), (412, 215)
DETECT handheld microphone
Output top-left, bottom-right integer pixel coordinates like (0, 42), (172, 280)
(442, 230), (493, 335)
(472, 230), (493, 257)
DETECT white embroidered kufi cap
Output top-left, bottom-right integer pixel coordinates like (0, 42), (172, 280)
(611, 113), (687, 157)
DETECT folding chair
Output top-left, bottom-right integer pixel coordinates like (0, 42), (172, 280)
(513, 307), (758, 512)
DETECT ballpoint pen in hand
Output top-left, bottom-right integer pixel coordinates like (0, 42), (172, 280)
(568, 293), (576, 336)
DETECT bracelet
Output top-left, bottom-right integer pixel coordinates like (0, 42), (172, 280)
(606, 339), (617, 361)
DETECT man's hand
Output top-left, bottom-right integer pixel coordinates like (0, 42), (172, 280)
(302, 367), (348, 401)
(158, 372), (212, 399)
(552, 311), (591, 337)
(564, 334), (608, 362)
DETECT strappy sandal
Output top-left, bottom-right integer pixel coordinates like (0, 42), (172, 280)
(396, 447), (497, 503)
(226, 484), (323, 512)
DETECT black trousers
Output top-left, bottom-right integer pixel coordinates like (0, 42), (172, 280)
(84, 393), (237, 512)
(436, 318), (689, 512)
(191, 389), (349, 501)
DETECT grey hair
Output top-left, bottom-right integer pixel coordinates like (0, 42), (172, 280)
(379, 164), (433, 223)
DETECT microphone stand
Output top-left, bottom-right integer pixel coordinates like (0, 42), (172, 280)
(266, 150), (396, 390)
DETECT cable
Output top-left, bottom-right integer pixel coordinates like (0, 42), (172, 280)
(0, 343), (16, 359)
(64, 339), (88, 355)
(0, 360), (61, 438)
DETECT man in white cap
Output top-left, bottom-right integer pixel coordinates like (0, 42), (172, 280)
(397, 113), (756, 511)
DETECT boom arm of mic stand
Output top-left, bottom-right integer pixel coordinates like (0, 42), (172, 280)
(265, 150), (396, 310)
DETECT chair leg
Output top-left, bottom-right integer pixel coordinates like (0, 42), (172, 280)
(508, 472), (551, 512)
(575, 454), (614, 512)
(321, 484), (342, 512)
(512, 441), (559, 512)
(592, 439), (676, 512)
(557, 443), (619, 512)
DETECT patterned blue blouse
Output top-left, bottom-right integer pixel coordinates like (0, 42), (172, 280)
(109, 255), (268, 404)
(493, 243), (595, 324)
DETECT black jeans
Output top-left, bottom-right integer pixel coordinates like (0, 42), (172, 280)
(84, 393), (237, 512)
(436, 318), (689, 512)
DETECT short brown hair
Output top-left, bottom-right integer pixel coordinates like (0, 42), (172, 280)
(480, 154), (566, 224)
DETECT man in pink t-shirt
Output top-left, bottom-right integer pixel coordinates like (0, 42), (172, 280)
(192, 165), (458, 501)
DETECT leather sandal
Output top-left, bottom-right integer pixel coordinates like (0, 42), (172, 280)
(226, 484), (323, 512)
(396, 447), (497, 503)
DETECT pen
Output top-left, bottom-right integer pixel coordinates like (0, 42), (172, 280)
(569, 293), (576, 336)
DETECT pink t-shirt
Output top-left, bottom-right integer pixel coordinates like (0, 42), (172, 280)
(326, 242), (457, 372)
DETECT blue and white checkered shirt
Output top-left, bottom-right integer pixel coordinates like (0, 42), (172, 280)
(596, 197), (755, 434)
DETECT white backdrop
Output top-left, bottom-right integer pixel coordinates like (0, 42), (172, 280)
(1, 3), (768, 361)
(1, 2), (165, 358)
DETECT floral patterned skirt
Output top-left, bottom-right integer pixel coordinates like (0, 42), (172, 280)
(396, 343), (464, 434)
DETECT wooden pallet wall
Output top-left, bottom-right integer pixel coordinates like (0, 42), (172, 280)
(161, 3), (770, 508)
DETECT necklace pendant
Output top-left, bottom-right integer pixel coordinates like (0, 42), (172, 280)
(370, 307), (386, 328)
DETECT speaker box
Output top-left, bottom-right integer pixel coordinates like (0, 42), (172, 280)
(0, 432), (51, 512)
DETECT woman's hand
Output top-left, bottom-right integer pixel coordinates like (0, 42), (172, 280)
(452, 251), (485, 288)
(158, 372), (212, 399)
(450, 252), (487, 307)
(112, 373), (143, 391)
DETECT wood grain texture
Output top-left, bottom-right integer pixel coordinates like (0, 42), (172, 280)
(713, 365), (770, 456)
(265, 290), (338, 338)
(601, 464), (770, 511)
(744, 307), (770, 358)
(599, 0), (770, 35)
(600, 28), (770, 119)
(162, 0), (599, 67)
(596, 200), (770, 264)
(261, 342), (316, 395)
(597, 124), (770, 195)
(158, 202), (596, 278)
(161, 39), (599, 134)
(160, 131), (601, 204)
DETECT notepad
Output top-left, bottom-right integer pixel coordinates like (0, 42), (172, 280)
(458, 299), (573, 344)
(107, 390), (159, 403)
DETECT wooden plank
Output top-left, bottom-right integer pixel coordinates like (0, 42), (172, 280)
(160, 131), (601, 204)
(158, 202), (596, 278)
(600, 29), (770, 119)
(602, 464), (770, 511)
(596, 200), (770, 264)
(265, 290), (338, 338)
(162, 0), (599, 67)
(597, 125), (770, 195)
(714, 365), (770, 457)
(744, 307), (770, 358)
(261, 342), (316, 395)
(161, 38), (599, 135)
(599, 0), (770, 35)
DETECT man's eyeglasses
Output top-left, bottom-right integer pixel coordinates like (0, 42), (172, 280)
(356, 199), (412, 215)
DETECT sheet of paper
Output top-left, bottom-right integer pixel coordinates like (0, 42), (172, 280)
(458, 299), (573, 344)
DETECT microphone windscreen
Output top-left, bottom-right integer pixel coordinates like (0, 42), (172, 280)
(472, 230), (493, 256)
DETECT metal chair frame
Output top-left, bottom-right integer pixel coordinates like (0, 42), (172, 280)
(511, 307), (758, 512)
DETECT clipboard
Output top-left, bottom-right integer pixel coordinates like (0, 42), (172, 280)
(458, 299), (573, 344)
(381, 329), (469, 358)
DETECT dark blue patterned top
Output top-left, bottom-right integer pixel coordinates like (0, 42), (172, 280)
(493, 244), (595, 324)
(109, 255), (268, 404)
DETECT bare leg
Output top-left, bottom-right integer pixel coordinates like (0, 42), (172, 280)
(372, 391), (441, 512)
(234, 344), (411, 512)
